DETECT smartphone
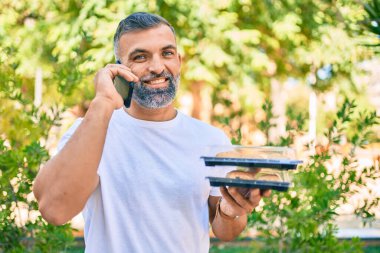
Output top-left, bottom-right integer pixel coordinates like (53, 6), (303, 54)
(114, 60), (134, 108)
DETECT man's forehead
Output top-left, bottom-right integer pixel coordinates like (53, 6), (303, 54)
(119, 25), (177, 53)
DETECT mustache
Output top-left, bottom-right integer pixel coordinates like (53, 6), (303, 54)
(140, 71), (173, 82)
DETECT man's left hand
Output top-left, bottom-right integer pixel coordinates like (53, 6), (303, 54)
(219, 170), (271, 219)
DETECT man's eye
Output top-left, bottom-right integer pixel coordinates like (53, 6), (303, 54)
(134, 55), (146, 61)
(163, 51), (174, 57)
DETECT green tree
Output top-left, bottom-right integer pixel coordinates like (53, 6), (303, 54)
(0, 49), (74, 251)
(360, 0), (380, 52)
(1, 0), (378, 251)
(250, 98), (380, 252)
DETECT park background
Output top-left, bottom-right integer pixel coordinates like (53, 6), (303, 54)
(1, 0), (380, 252)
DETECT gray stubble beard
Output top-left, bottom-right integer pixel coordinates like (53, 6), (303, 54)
(132, 74), (180, 109)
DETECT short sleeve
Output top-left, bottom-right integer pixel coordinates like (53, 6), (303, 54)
(56, 118), (83, 154)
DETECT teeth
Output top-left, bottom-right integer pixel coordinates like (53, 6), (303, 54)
(148, 78), (166, 85)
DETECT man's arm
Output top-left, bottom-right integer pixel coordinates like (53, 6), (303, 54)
(209, 195), (247, 241)
(33, 64), (138, 225)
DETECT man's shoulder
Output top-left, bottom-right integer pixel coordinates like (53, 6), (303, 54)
(179, 112), (216, 128)
(178, 111), (227, 136)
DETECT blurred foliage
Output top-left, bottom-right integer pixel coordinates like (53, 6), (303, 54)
(0, 0), (379, 251)
(360, 0), (380, 52)
(249, 98), (380, 252)
(257, 99), (277, 144)
(0, 0), (376, 113)
(0, 54), (74, 250)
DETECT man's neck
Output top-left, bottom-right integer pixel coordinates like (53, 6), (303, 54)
(124, 101), (177, 122)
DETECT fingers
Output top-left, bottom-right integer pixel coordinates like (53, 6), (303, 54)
(261, 189), (272, 198)
(220, 187), (247, 217)
(105, 64), (139, 82)
(228, 187), (255, 212)
(220, 185), (272, 218)
(245, 188), (271, 202)
(93, 63), (140, 109)
(247, 188), (261, 208)
(220, 187), (260, 216)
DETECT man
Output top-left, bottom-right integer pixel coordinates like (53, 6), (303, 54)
(33, 12), (270, 252)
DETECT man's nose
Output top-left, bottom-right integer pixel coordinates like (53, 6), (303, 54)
(148, 55), (165, 74)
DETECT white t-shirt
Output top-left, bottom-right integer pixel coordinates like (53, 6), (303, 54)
(58, 108), (230, 253)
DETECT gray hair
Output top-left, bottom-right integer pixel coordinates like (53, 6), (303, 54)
(113, 12), (176, 61)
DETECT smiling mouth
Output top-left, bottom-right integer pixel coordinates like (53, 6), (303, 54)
(143, 78), (168, 87)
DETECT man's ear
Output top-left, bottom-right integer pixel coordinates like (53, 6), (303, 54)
(178, 53), (182, 67)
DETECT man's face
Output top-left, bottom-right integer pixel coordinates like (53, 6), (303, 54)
(118, 24), (181, 108)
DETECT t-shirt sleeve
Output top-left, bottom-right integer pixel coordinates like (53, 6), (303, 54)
(56, 118), (83, 154)
(209, 131), (233, 197)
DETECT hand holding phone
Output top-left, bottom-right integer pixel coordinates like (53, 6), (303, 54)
(113, 76), (134, 108)
(113, 60), (135, 108)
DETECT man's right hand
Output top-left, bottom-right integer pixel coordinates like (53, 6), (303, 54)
(94, 64), (139, 109)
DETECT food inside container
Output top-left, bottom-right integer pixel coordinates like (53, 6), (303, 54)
(228, 167), (292, 182)
(201, 145), (301, 191)
(216, 146), (294, 159)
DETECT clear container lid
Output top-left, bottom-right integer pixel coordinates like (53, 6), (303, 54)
(201, 145), (302, 170)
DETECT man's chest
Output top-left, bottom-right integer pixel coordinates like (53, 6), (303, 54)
(98, 135), (211, 205)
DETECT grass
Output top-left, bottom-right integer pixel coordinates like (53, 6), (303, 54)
(209, 245), (380, 253)
(210, 245), (252, 253)
(66, 244), (380, 253)
(66, 237), (380, 252)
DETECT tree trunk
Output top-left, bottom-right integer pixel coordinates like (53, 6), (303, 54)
(34, 67), (42, 107)
(269, 79), (287, 144)
(190, 81), (204, 120)
(309, 89), (317, 151)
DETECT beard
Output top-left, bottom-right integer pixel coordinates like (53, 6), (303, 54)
(132, 71), (180, 109)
